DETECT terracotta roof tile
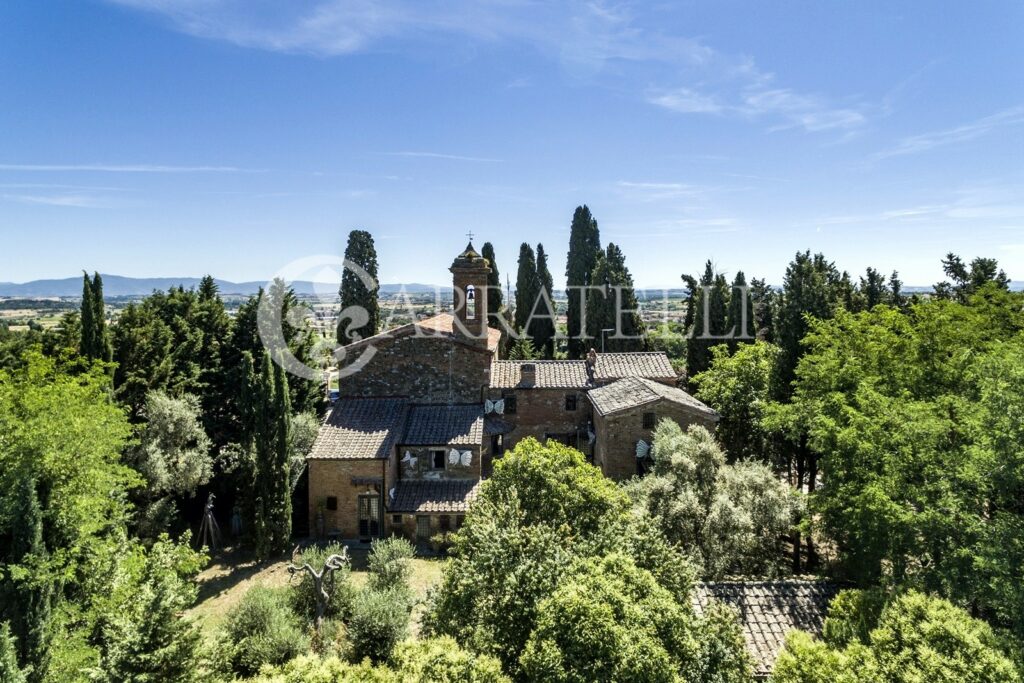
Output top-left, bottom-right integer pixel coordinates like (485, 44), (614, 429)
(339, 313), (501, 354)
(490, 352), (676, 389)
(390, 479), (482, 513)
(308, 398), (409, 460)
(402, 404), (484, 446)
(692, 580), (841, 678)
(587, 376), (717, 418)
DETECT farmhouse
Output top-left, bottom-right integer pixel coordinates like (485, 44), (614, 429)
(306, 241), (718, 542)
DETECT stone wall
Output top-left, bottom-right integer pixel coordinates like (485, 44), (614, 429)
(338, 334), (492, 403)
(485, 387), (593, 455)
(594, 400), (717, 481)
(307, 458), (386, 539)
(396, 445), (481, 480)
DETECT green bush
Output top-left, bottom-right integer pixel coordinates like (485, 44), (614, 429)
(367, 537), (415, 592)
(391, 637), (510, 682)
(290, 542), (356, 623)
(347, 587), (412, 664)
(220, 586), (309, 677)
(0, 622), (27, 683)
(773, 591), (1021, 683)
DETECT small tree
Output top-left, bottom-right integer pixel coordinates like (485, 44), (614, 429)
(348, 588), (412, 664)
(367, 537), (415, 592)
(0, 623), (27, 683)
(221, 586), (308, 677)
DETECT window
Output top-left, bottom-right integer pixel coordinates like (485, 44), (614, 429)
(466, 285), (476, 319)
(491, 434), (504, 455)
(432, 449), (446, 469)
(455, 515), (465, 529)
(416, 515), (431, 540)
(503, 393), (517, 414)
(325, 496), (338, 511)
(392, 514), (402, 525)
(565, 394), (578, 411)
(439, 515), (451, 532)
(642, 412), (657, 429)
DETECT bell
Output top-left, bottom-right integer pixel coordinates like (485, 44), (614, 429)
(466, 285), (475, 301)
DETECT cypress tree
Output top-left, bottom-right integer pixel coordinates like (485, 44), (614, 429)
(269, 360), (292, 555)
(750, 277), (776, 343)
(531, 244), (556, 358)
(859, 267), (888, 309)
(251, 353), (275, 559)
(91, 273), (111, 362)
(888, 270), (904, 308)
(79, 273), (96, 359)
(584, 244), (645, 352)
(775, 251), (839, 399)
(338, 230), (380, 343)
(195, 275), (233, 446)
(5, 476), (51, 678)
(480, 242), (504, 330)
(0, 622), (26, 683)
(685, 262), (728, 379)
(564, 205), (601, 359)
(726, 270), (755, 350)
(514, 243), (539, 335)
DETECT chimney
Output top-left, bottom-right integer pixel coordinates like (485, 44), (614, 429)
(520, 362), (536, 387)
(585, 348), (597, 384)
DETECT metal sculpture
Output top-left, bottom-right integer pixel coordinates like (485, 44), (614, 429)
(287, 547), (351, 631)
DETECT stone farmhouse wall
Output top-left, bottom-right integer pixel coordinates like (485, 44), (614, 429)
(395, 444), (481, 480)
(594, 400), (718, 481)
(307, 458), (385, 538)
(338, 334), (493, 403)
(486, 387), (593, 454)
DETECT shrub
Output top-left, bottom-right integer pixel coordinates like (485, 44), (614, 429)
(347, 587), (412, 664)
(367, 537), (415, 592)
(290, 542), (356, 623)
(773, 591), (1021, 683)
(220, 586), (308, 677)
(0, 622), (27, 683)
(392, 637), (510, 682)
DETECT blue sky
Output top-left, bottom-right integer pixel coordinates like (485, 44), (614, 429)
(1, 1), (1023, 288)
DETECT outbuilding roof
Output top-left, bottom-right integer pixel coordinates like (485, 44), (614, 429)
(390, 479), (482, 513)
(307, 398), (409, 460)
(402, 404), (484, 446)
(489, 352), (676, 389)
(692, 580), (841, 678)
(587, 376), (717, 418)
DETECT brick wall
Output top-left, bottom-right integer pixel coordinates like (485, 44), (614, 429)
(396, 445), (481, 480)
(338, 334), (493, 403)
(307, 458), (385, 539)
(594, 401), (717, 481)
(486, 387), (593, 455)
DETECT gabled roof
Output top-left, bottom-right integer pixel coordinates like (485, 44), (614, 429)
(489, 352), (676, 389)
(308, 397), (409, 460)
(390, 479), (482, 513)
(692, 580), (841, 678)
(338, 313), (501, 355)
(587, 376), (717, 418)
(402, 404), (484, 446)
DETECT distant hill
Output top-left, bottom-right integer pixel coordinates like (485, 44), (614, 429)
(0, 275), (449, 298)
(1, 275), (1019, 299)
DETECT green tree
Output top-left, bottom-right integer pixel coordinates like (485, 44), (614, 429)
(935, 252), (1010, 301)
(348, 587), (413, 664)
(338, 229), (381, 343)
(220, 586), (308, 678)
(585, 244), (646, 353)
(565, 205), (602, 359)
(726, 270), (755, 350)
(685, 262), (728, 379)
(693, 341), (782, 463)
(79, 272), (96, 361)
(0, 623), (26, 683)
(531, 243), (556, 358)
(750, 277), (776, 342)
(513, 242), (539, 336)
(366, 537), (415, 593)
(480, 242), (505, 332)
(773, 591), (1020, 683)
(859, 267), (889, 310)
(627, 421), (801, 579)
(520, 553), (751, 683)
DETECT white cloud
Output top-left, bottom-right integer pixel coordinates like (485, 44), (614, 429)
(2, 193), (118, 208)
(648, 88), (723, 114)
(873, 105), (1024, 159)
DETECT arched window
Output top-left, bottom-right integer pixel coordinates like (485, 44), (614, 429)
(466, 284), (477, 320)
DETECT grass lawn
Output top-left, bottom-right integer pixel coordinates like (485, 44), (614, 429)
(188, 543), (445, 641)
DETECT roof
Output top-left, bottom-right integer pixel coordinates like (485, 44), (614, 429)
(390, 479), (482, 513)
(489, 352), (676, 389)
(692, 580), (841, 678)
(308, 398), (409, 460)
(338, 313), (501, 355)
(402, 404), (484, 446)
(587, 376), (717, 418)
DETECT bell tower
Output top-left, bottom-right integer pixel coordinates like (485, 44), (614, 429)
(449, 238), (491, 342)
